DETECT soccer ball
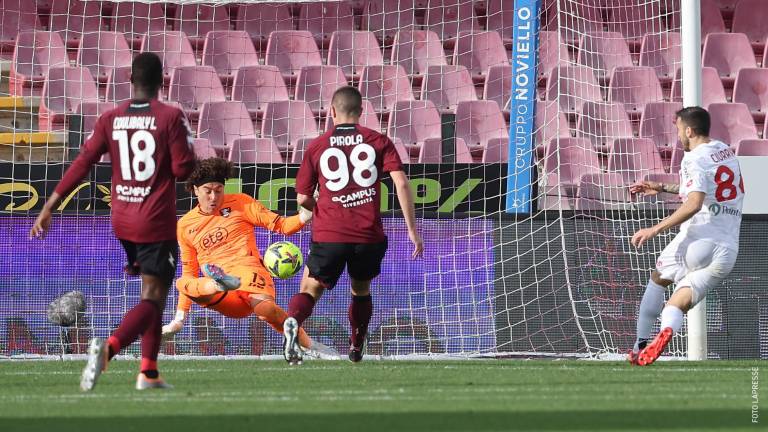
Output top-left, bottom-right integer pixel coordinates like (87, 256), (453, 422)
(47, 291), (86, 327)
(263, 241), (304, 279)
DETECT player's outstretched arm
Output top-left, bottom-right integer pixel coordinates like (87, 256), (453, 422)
(631, 191), (705, 248)
(29, 191), (62, 239)
(391, 170), (423, 259)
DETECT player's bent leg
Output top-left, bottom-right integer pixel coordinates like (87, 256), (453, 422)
(630, 271), (673, 365)
(137, 274), (169, 383)
(349, 279), (373, 363)
(284, 269), (327, 365)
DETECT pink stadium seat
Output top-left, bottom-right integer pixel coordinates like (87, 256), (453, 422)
(639, 32), (681, 83)
(358, 65), (415, 114)
(453, 31), (509, 79)
(669, 143), (684, 173)
(391, 30), (447, 80)
(735, 139), (768, 156)
(290, 138), (314, 164)
(261, 100), (319, 150)
(193, 138), (218, 159)
(538, 30), (570, 83)
(641, 173), (682, 209)
(454, 100), (507, 149)
(546, 65), (602, 115)
(484, 64), (512, 114)
(481, 137), (508, 163)
(235, 3), (293, 50)
(0, 0), (41, 56)
(112, 2), (166, 49)
(542, 137), (601, 188)
(421, 65), (477, 114)
(453, 137), (476, 163)
(231, 65), (290, 116)
(417, 137), (442, 163)
(486, 0), (513, 43)
(363, 0), (417, 45)
(327, 31), (384, 80)
(669, 0), (726, 38)
(298, 2), (355, 48)
(202, 31), (260, 79)
(607, 137), (665, 183)
(702, 32), (756, 87)
(534, 101), (571, 155)
(671, 67), (726, 108)
(39, 66), (99, 131)
(387, 100), (441, 150)
(608, 66), (664, 115)
(294, 65), (348, 115)
(324, 99), (381, 132)
(168, 66), (227, 115)
(392, 138), (412, 164)
(606, 0), (666, 51)
(172, 4), (231, 50)
(577, 32), (634, 80)
(75, 101), (116, 138)
(265, 31), (323, 81)
(425, 0), (480, 47)
(140, 32), (197, 78)
(197, 101), (255, 150)
(10, 31), (68, 96)
(543, 0), (604, 44)
(732, 68), (768, 122)
(730, 0), (768, 52)
(575, 173), (630, 211)
(708, 103), (759, 146)
(577, 101), (634, 151)
(639, 102), (682, 149)
(76, 32), (132, 84)
(49, 0), (102, 48)
(106, 66), (132, 103)
(229, 137), (285, 163)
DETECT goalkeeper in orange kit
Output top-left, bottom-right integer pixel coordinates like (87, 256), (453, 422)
(161, 157), (338, 359)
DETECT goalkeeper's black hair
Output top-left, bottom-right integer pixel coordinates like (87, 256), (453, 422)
(131, 52), (164, 93)
(331, 86), (363, 117)
(186, 157), (235, 192)
(675, 106), (711, 137)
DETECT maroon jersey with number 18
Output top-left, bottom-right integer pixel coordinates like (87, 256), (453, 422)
(55, 99), (196, 243)
(295, 123), (403, 243)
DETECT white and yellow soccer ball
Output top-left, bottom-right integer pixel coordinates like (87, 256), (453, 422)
(263, 241), (304, 279)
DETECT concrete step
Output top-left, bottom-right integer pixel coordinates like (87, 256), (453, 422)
(0, 131), (67, 162)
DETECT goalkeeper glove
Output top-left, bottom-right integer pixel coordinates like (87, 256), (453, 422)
(161, 310), (186, 340)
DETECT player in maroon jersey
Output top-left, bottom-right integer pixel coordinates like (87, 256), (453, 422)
(282, 86), (423, 364)
(29, 52), (196, 390)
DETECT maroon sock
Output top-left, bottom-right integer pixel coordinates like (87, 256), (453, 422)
(108, 300), (157, 359)
(288, 292), (316, 327)
(349, 295), (372, 349)
(139, 301), (162, 376)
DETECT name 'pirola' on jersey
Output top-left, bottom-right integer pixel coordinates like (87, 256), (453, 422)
(678, 140), (744, 251)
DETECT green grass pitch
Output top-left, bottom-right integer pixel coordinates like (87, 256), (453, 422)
(0, 360), (763, 431)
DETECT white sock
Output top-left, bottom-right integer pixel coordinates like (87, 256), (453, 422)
(660, 305), (684, 334)
(634, 280), (666, 351)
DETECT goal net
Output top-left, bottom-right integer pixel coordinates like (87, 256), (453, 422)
(0, 0), (718, 360)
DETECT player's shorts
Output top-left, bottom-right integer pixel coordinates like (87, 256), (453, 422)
(306, 240), (388, 289)
(655, 235), (738, 306)
(206, 290), (257, 319)
(120, 239), (178, 286)
(224, 265), (276, 297)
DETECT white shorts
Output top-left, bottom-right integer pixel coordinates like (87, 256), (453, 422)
(655, 235), (737, 306)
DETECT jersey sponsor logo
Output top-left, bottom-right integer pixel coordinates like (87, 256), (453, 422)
(708, 203), (741, 217)
(331, 187), (377, 208)
(329, 134), (364, 147)
(220, 207), (231, 217)
(112, 116), (158, 131)
(115, 184), (152, 203)
(199, 227), (229, 251)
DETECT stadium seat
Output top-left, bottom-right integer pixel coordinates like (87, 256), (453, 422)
(671, 67), (726, 108)
(425, 0), (480, 48)
(231, 65), (290, 116)
(294, 65), (348, 116)
(358, 65), (415, 115)
(261, 100), (319, 151)
(708, 102), (759, 146)
(543, 0), (604, 44)
(172, 4), (231, 50)
(575, 173), (630, 211)
(702, 32), (756, 87)
(76, 32), (132, 84)
(454, 137), (476, 163)
(168, 66), (227, 116)
(639, 102), (682, 149)
(193, 138), (218, 159)
(298, 2), (355, 48)
(228, 137), (285, 163)
(417, 137), (442, 163)
(669, 0), (726, 39)
(481, 137), (508, 163)
(639, 32), (681, 83)
(0, 0), (41, 57)
(577, 101), (634, 151)
(454, 100), (507, 150)
(607, 138), (665, 184)
(538, 30), (571, 83)
(265, 31), (323, 81)
(387, 100), (441, 151)
(534, 101), (571, 156)
(202, 31), (260, 80)
(362, 0), (417, 45)
(730, 0), (768, 52)
(39, 66), (99, 131)
(421, 65), (477, 114)
(106, 66), (132, 103)
(484, 64), (512, 114)
(608, 66), (664, 116)
(235, 3), (293, 51)
(327, 31), (384, 80)
(640, 173), (682, 209)
(391, 30), (447, 80)
(453, 31), (509, 79)
(732, 68), (768, 123)
(10, 31), (68, 96)
(75, 101), (116, 139)
(542, 137), (602, 189)
(112, 2), (166, 50)
(577, 32), (634, 80)
(140, 31), (197, 79)
(49, 0), (103, 48)
(669, 143), (684, 173)
(197, 101), (256, 150)
(735, 139), (768, 156)
(606, 0), (666, 52)
(486, 0), (513, 44)
(546, 65), (602, 115)
(324, 99), (381, 132)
